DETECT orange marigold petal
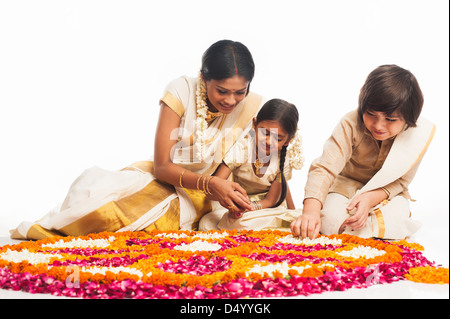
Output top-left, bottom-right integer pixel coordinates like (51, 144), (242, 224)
(405, 266), (449, 284)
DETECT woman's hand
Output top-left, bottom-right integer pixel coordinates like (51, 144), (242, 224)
(228, 206), (247, 219)
(290, 198), (321, 239)
(208, 177), (253, 212)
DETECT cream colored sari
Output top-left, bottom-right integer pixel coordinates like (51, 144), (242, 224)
(11, 76), (263, 240)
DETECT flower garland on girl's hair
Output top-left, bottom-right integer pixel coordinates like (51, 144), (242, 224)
(195, 74), (208, 161)
(287, 127), (304, 170)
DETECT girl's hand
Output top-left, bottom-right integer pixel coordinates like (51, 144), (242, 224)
(208, 177), (253, 212)
(290, 198), (321, 239)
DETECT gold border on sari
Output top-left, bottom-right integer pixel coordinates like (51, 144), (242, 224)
(22, 91), (262, 240)
(160, 91), (185, 117)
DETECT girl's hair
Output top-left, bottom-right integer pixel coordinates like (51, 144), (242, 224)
(358, 64), (424, 128)
(255, 99), (299, 207)
(201, 40), (255, 95)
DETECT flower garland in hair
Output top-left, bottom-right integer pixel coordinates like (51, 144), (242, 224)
(287, 127), (304, 170)
(195, 74), (208, 160)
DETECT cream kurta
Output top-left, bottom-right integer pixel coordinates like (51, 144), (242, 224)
(305, 110), (435, 239)
(305, 110), (419, 204)
(11, 76), (263, 240)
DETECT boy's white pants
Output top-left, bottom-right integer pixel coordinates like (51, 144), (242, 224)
(320, 193), (421, 240)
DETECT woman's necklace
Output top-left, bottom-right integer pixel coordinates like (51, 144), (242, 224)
(205, 109), (222, 123)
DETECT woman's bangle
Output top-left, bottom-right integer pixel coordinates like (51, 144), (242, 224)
(196, 175), (203, 191)
(179, 169), (187, 188)
(205, 176), (214, 195)
(192, 174), (215, 194)
(201, 175), (206, 192)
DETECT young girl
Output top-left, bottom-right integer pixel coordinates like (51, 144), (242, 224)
(291, 64), (435, 240)
(199, 98), (304, 231)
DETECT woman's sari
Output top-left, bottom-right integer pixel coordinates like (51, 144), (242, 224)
(11, 76), (263, 240)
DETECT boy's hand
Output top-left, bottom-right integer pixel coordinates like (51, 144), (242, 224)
(340, 189), (387, 232)
(340, 194), (371, 232)
(290, 212), (321, 239)
(290, 198), (321, 239)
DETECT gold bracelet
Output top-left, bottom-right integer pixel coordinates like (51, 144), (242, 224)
(196, 175), (203, 191)
(205, 176), (214, 195)
(179, 169), (187, 188)
(202, 175), (207, 193)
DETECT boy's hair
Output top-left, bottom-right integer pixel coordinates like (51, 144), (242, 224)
(358, 64), (423, 127)
(255, 99), (298, 207)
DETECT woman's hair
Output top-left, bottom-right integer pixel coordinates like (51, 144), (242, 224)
(255, 99), (299, 207)
(358, 64), (424, 128)
(201, 40), (255, 94)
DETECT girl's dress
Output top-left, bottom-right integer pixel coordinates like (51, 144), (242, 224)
(199, 136), (300, 231)
(305, 110), (435, 239)
(11, 76), (263, 240)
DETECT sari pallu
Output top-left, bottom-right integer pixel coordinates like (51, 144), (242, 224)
(11, 76), (263, 240)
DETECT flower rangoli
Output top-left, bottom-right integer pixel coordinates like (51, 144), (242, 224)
(0, 230), (448, 298)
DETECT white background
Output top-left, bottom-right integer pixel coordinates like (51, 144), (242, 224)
(0, 0), (448, 265)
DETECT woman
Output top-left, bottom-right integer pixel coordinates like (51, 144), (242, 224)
(11, 40), (264, 240)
